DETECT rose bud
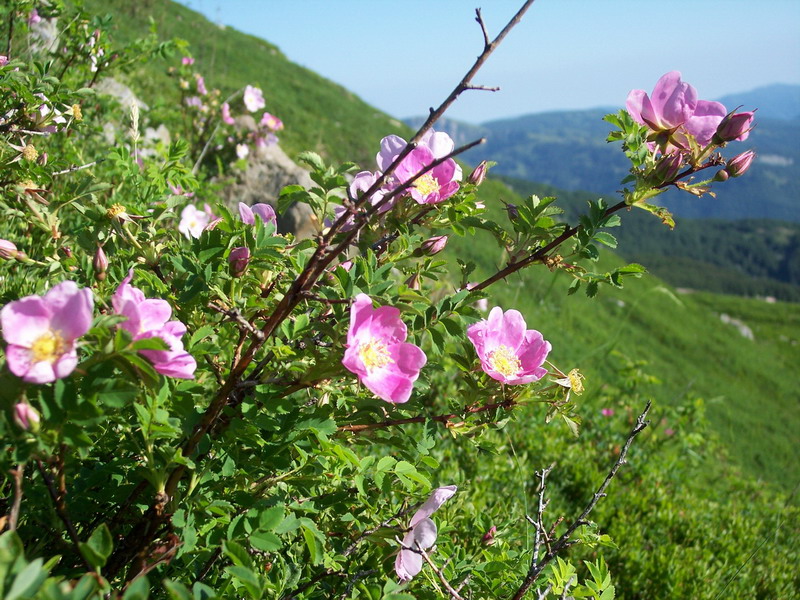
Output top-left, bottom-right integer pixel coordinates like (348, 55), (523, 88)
(725, 150), (756, 178)
(418, 235), (448, 256)
(228, 246), (250, 277)
(468, 160), (489, 186)
(0, 239), (18, 260)
(713, 169), (730, 183)
(713, 110), (755, 144)
(652, 152), (682, 184)
(14, 403), (41, 432)
(93, 245), (109, 280)
(482, 525), (497, 545)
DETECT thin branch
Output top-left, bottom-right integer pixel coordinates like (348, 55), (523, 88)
(532, 464), (555, 565)
(417, 545), (466, 600)
(475, 8), (491, 48)
(464, 84), (501, 92)
(510, 401), (651, 600)
(35, 458), (92, 570)
(8, 463), (25, 531)
(337, 569), (377, 600)
(52, 159), (103, 176)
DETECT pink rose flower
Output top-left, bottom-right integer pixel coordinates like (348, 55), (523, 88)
(1, 281), (94, 383)
(181, 56), (195, 66)
(377, 130), (462, 180)
(395, 146), (460, 205)
(467, 307), (551, 385)
(179, 204), (211, 239)
(395, 485), (457, 582)
(243, 85), (265, 112)
(342, 294), (427, 404)
(331, 171), (391, 230)
(238, 202), (277, 227)
(221, 102), (235, 125)
(112, 270), (196, 379)
(260, 112), (283, 131)
(195, 74), (208, 95)
(626, 71), (727, 147)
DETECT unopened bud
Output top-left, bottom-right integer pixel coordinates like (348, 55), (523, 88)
(713, 169), (729, 183)
(37, 151), (48, 166)
(228, 246), (250, 277)
(93, 245), (108, 280)
(418, 235), (448, 256)
(0, 239), (18, 260)
(482, 525), (496, 545)
(404, 272), (421, 290)
(725, 150), (756, 178)
(713, 110), (755, 144)
(14, 403), (40, 432)
(652, 152), (682, 184)
(468, 160), (489, 186)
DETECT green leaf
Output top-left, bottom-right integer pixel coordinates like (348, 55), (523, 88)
(78, 524), (113, 570)
(6, 559), (47, 600)
(131, 337), (171, 351)
(249, 531), (282, 552)
(258, 505), (285, 531)
(593, 232), (617, 248)
(122, 576), (150, 600)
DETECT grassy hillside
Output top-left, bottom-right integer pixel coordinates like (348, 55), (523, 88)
(86, 0), (800, 493)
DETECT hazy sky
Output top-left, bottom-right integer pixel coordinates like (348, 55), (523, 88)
(177, 0), (800, 124)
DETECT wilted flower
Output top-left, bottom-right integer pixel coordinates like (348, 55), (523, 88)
(467, 307), (551, 385)
(626, 71), (727, 147)
(725, 150), (756, 177)
(1, 281), (94, 384)
(112, 269), (196, 379)
(342, 294), (427, 403)
(228, 246), (250, 277)
(395, 485), (457, 582)
(238, 202), (277, 227)
(552, 368), (585, 400)
(221, 102), (235, 125)
(179, 204), (212, 239)
(714, 110), (755, 143)
(243, 85), (265, 112)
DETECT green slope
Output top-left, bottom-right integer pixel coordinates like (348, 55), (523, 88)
(88, 0), (800, 491)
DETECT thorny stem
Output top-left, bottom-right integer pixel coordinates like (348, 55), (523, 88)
(108, 0), (540, 578)
(418, 545), (466, 600)
(8, 463), (25, 531)
(510, 400), (651, 600)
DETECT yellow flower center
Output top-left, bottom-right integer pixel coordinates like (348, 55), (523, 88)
(72, 104), (83, 121)
(31, 330), (66, 363)
(567, 369), (584, 395)
(22, 144), (38, 161)
(106, 203), (127, 219)
(415, 173), (440, 197)
(487, 345), (521, 378)
(358, 337), (393, 372)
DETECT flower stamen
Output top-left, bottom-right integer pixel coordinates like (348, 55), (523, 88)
(31, 330), (66, 363)
(487, 345), (521, 378)
(359, 337), (393, 372)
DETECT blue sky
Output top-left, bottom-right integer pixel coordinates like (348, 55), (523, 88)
(177, 0), (800, 124)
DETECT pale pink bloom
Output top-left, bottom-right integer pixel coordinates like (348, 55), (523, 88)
(0, 239), (18, 259)
(28, 9), (41, 25)
(228, 247), (250, 277)
(342, 294), (427, 404)
(179, 204), (211, 239)
(626, 71), (727, 147)
(254, 133), (278, 149)
(221, 102), (234, 125)
(395, 485), (457, 581)
(185, 96), (203, 109)
(238, 202), (277, 227)
(236, 143), (249, 159)
(260, 112), (283, 131)
(601, 408), (614, 417)
(181, 56), (194, 66)
(1, 281), (94, 384)
(243, 85), (265, 112)
(332, 171), (390, 230)
(377, 130), (462, 180)
(168, 183), (195, 198)
(195, 74), (207, 95)
(0, 56), (8, 67)
(467, 307), (551, 385)
(475, 298), (489, 312)
(14, 402), (40, 431)
(395, 146), (460, 205)
(112, 270), (196, 379)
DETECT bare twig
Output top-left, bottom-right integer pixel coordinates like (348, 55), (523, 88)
(510, 401), (651, 600)
(8, 463), (25, 531)
(417, 545), (466, 600)
(475, 8), (491, 48)
(337, 569), (377, 600)
(532, 464), (555, 565)
(52, 160), (103, 176)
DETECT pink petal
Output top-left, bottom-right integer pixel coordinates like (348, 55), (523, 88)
(389, 342), (427, 377)
(466, 320), (488, 359)
(485, 308), (526, 352)
(368, 305), (407, 344)
(251, 203), (277, 226)
(410, 485), (457, 527)
(238, 202), (255, 225)
(411, 518), (438, 550)
(137, 299), (172, 332)
(651, 71), (696, 128)
(341, 344), (367, 377)
(20, 358), (58, 384)
(49, 286), (93, 341)
(516, 330), (551, 375)
(625, 89), (652, 126)
(5, 345), (36, 379)
(377, 135), (407, 172)
(52, 349), (79, 379)
(361, 370), (414, 403)
(421, 130), (454, 159)
(1, 297), (51, 346)
(347, 294), (376, 346)
(685, 100), (727, 146)
(395, 531), (423, 581)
